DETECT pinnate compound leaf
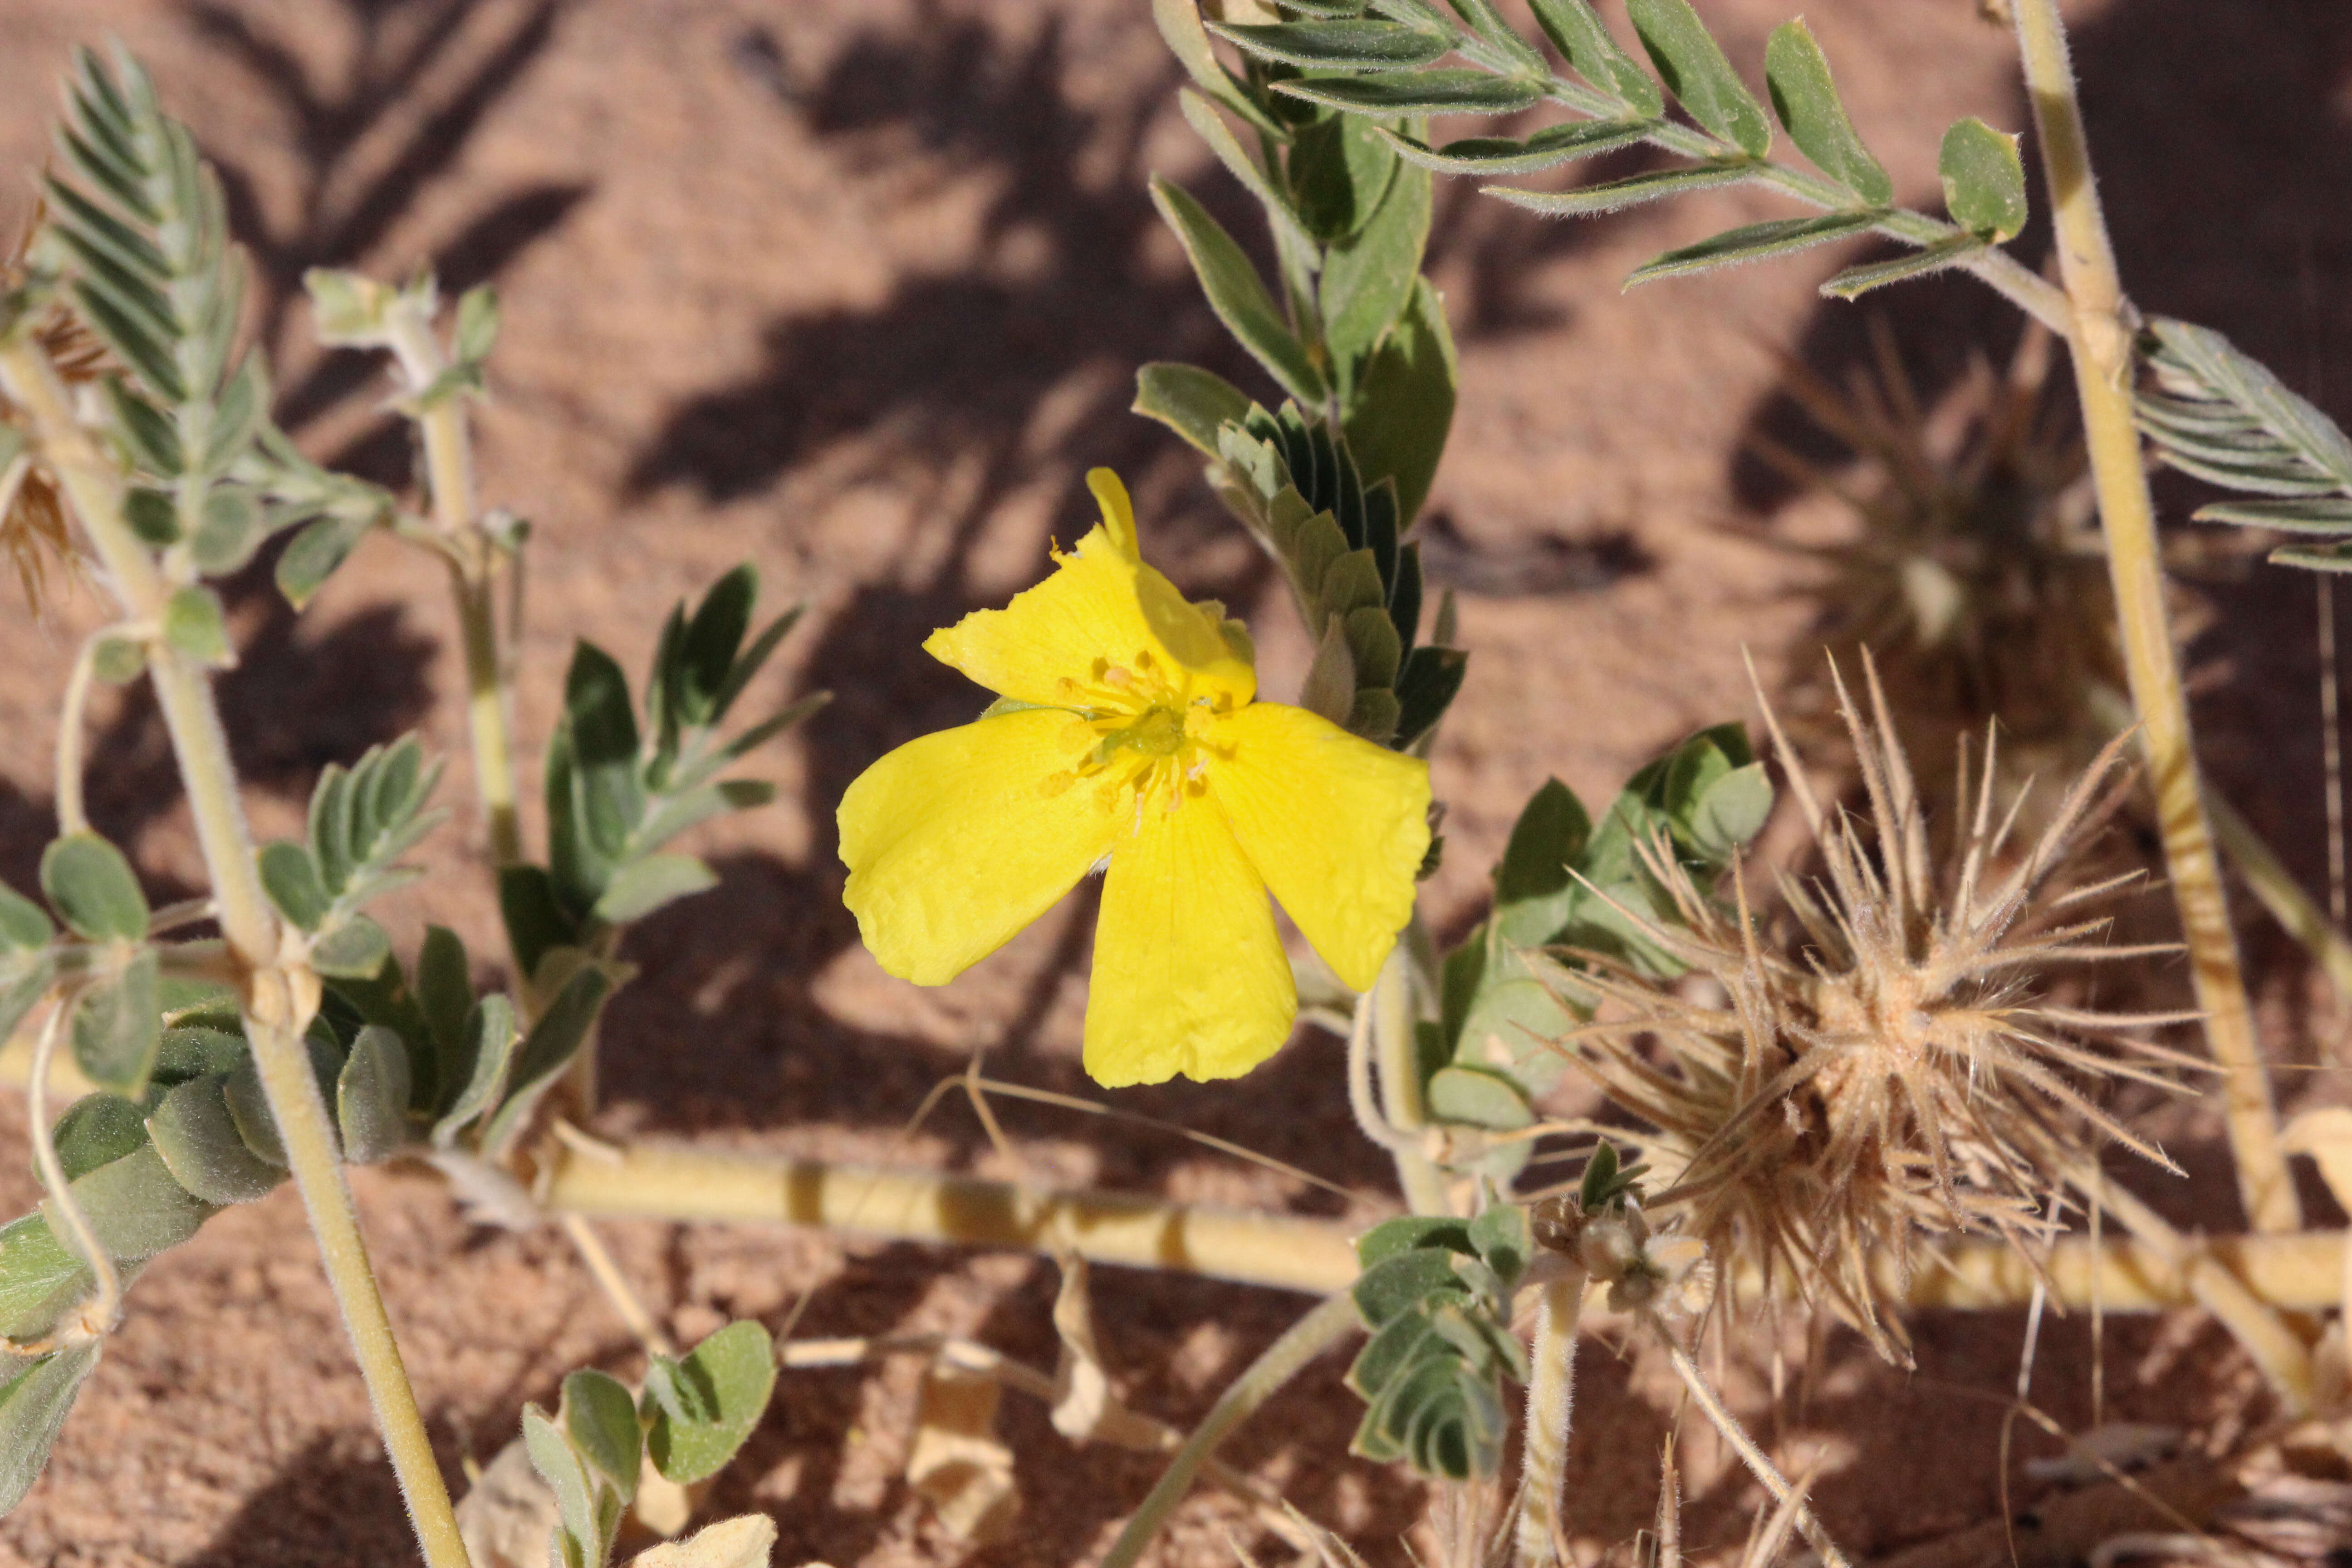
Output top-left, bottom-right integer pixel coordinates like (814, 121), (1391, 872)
(1381, 120), (1649, 176)
(0, 1343), (100, 1516)
(643, 1320), (777, 1485)
(147, 1072), (283, 1204)
(1149, 177), (1326, 407)
(1763, 20), (1890, 205)
(1133, 363), (1252, 457)
(2138, 318), (2352, 520)
(1208, 19), (1452, 68)
(1528, 0), (1662, 111)
(1819, 235), (1986, 299)
(1625, 0), (1771, 157)
(41, 833), (147, 942)
(1627, 210), (1882, 285)
(1275, 69), (1543, 117)
(1484, 160), (1755, 217)
(336, 1024), (412, 1164)
(1939, 117), (2028, 241)
(72, 949), (162, 1097)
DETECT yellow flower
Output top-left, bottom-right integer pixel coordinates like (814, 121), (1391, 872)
(839, 469), (1433, 1086)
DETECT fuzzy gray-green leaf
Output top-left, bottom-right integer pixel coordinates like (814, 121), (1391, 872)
(49, 1143), (214, 1264)
(564, 1368), (643, 1499)
(72, 949), (162, 1098)
(1275, 69), (1543, 117)
(1321, 154), (1431, 369)
(1939, 117), (2028, 242)
(1150, 177), (1326, 407)
(274, 510), (378, 609)
(1133, 363), (1252, 458)
(1762, 20), (1889, 205)
(1625, 0), (1770, 158)
(310, 916), (391, 980)
(336, 1024), (412, 1164)
(1627, 210), (1881, 286)
(41, 833), (147, 943)
(1342, 277), (1455, 527)
(1484, 160), (1755, 217)
(1818, 235), (1985, 300)
(643, 1320), (777, 1485)
(1381, 120), (1649, 176)
(1209, 19), (1452, 69)
(592, 853), (718, 926)
(0, 1343), (100, 1516)
(1526, 0), (1662, 113)
(147, 1072), (284, 1204)
(161, 585), (231, 666)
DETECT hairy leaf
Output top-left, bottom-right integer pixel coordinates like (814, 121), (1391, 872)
(1627, 210), (1881, 285)
(1381, 119), (1649, 176)
(1275, 69), (1543, 116)
(1939, 117), (2027, 241)
(1527, 0), (1662, 113)
(1149, 177), (1326, 406)
(1763, 20), (1889, 205)
(1625, 0), (1771, 157)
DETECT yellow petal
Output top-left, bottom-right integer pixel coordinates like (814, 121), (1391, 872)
(922, 471), (1255, 712)
(1205, 702), (1431, 992)
(839, 709), (1122, 985)
(1083, 788), (1295, 1087)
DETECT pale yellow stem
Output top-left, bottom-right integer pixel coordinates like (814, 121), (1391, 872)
(0, 338), (474, 1568)
(2010, 0), (2297, 1233)
(1514, 1267), (1588, 1568)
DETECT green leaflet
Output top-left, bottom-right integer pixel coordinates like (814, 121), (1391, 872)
(1484, 160), (1756, 217)
(1626, 210), (1883, 286)
(1148, 176), (1326, 410)
(1819, 235), (1986, 300)
(1342, 276), (1456, 528)
(1208, 19), (1452, 69)
(1132, 362), (1252, 457)
(1625, 0), (1771, 158)
(1939, 117), (2028, 241)
(1526, 0), (1663, 113)
(1274, 69), (1544, 117)
(1762, 20), (1890, 205)
(1380, 119), (1650, 176)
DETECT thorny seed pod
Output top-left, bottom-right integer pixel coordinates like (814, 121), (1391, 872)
(1546, 655), (2192, 1362)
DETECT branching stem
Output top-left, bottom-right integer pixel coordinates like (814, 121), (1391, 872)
(0, 338), (475, 1568)
(2009, 0), (2297, 1235)
(1653, 1325), (1849, 1568)
(1369, 941), (1450, 1215)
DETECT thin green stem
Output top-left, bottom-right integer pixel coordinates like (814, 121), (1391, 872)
(1513, 1266), (1588, 1568)
(0, 338), (475, 1568)
(2009, 0), (2296, 1235)
(1098, 1289), (1361, 1568)
(54, 627), (122, 838)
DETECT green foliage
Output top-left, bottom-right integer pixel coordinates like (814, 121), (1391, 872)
(40, 833), (146, 944)
(2138, 318), (2352, 569)
(1938, 117), (2029, 241)
(642, 1320), (778, 1485)
(0, 1345), (100, 1516)
(518, 565), (819, 979)
(1528, 0), (1662, 113)
(38, 48), (390, 589)
(1763, 20), (1890, 205)
(1344, 1205), (1530, 1480)
(1627, 211), (1883, 285)
(1625, 0), (1771, 157)
(1425, 728), (1774, 1152)
(1149, 176), (1326, 407)
(255, 737), (445, 991)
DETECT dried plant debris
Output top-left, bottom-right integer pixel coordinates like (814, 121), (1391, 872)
(0, 201), (107, 614)
(1747, 320), (2224, 818)
(1548, 657), (2191, 1361)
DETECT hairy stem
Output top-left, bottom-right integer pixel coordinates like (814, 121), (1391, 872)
(1098, 1289), (1361, 1568)
(1372, 941), (1451, 1215)
(1513, 1266), (1588, 1568)
(0, 339), (474, 1568)
(2009, 0), (2296, 1234)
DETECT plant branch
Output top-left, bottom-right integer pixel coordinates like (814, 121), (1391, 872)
(1371, 941), (1451, 1215)
(19, 996), (116, 1348)
(539, 1140), (2352, 1313)
(2009, 0), (2296, 1234)
(1513, 1266), (1588, 1568)
(1653, 1324), (1850, 1568)
(0, 338), (475, 1568)
(1098, 1289), (1361, 1568)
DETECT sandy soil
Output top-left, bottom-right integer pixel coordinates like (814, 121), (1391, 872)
(0, 0), (2345, 1563)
